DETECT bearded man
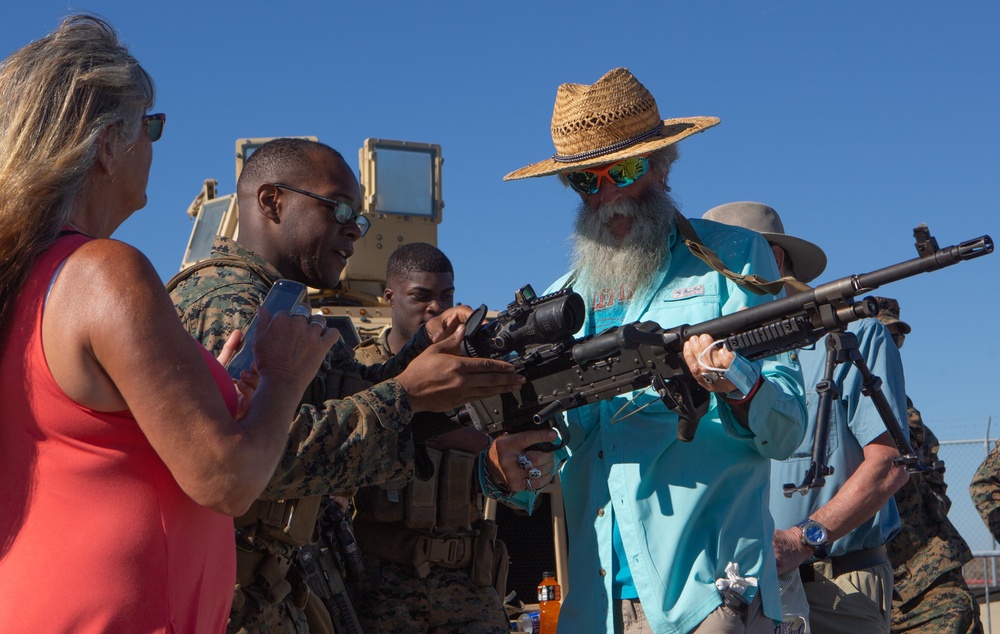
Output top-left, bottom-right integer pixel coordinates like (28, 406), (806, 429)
(478, 68), (807, 634)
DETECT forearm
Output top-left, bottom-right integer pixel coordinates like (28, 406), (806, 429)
(811, 449), (907, 543)
(185, 373), (314, 516)
(262, 379), (415, 499)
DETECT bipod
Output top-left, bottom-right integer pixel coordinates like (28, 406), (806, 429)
(783, 331), (939, 498)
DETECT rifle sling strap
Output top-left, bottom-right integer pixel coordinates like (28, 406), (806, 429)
(674, 214), (809, 295)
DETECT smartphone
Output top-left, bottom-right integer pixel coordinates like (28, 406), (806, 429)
(225, 279), (308, 380)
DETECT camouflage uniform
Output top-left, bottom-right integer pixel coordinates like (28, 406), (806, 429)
(170, 237), (426, 634)
(351, 329), (509, 634)
(887, 399), (982, 633)
(972, 439), (1000, 544)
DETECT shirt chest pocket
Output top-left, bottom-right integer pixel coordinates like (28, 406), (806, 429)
(648, 281), (721, 328)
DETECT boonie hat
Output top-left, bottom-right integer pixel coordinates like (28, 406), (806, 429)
(873, 297), (912, 334)
(504, 68), (720, 181)
(702, 201), (828, 283)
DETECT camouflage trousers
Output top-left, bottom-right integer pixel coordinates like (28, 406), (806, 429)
(353, 553), (509, 634)
(890, 568), (983, 634)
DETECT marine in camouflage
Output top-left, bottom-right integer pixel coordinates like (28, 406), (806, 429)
(889, 569), (982, 634)
(352, 328), (509, 634)
(887, 400), (982, 633)
(170, 236), (428, 634)
(971, 438), (1000, 544)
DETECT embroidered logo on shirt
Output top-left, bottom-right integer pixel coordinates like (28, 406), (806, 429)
(671, 285), (704, 299)
(593, 284), (635, 310)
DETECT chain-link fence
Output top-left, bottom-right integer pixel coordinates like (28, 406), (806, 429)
(938, 436), (999, 629)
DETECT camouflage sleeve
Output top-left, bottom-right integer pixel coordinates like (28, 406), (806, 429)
(171, 275), (266, 355)
(266, 379), (415, 500)
(170, 270), (415, 500)
(971, 439), (1000, 543)
(906, 399), (950, 510)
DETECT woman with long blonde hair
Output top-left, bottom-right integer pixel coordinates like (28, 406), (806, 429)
(0, 15), (337, 632)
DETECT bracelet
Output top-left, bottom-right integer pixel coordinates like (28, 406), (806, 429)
(478, 444), (513, 500)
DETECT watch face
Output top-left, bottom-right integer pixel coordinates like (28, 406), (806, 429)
(802, 522), (827, 546)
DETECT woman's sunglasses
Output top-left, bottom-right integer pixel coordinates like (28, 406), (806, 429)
(144, 113), (166, 142)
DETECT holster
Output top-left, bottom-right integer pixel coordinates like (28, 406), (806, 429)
(236, 548), (294, 605)
(235, 495), (323, 547)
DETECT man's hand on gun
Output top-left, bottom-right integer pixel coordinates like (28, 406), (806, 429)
(484, 429), (559, 493)
(396, 327), (526, 413)
(423, 304), (473, 342)
(682, 333), (738, 394)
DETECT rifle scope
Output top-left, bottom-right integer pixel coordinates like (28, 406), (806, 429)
(462, 285), (585, 358)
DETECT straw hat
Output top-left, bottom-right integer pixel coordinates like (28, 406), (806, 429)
(872, 297), (912, 334)
(504, 68), (720, 181)
(702, 201), (828, 283)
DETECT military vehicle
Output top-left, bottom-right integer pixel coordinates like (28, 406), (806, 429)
(178, 135), (569, 611)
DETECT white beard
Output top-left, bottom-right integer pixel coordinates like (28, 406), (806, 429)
(569, 186), (680, 301)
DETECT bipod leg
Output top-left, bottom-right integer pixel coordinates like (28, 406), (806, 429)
(783, 333), (850, 497)
(849, 346), (940, 474)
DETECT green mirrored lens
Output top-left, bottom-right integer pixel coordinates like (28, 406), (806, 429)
(608, 157), (649, 186)
(566, 171), (599, 194)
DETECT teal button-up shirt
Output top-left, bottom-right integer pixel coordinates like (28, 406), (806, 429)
(498, 219), (806, 633)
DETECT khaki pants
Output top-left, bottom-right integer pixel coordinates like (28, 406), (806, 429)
(615, 594), (775, 634)
(802, 560), (893, 634)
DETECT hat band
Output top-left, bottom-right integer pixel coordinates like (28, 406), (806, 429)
(552, 122), (664, 164)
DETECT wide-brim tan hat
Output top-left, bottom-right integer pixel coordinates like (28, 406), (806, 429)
(702, 201), (828, 283)
(504, 68), (720, 181)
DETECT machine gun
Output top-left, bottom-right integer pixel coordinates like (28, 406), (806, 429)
(453, 225), (992, 483)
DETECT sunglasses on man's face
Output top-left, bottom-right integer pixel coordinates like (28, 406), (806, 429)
(143, 113), (166, 142)
(566, 156), (649, 194)
(272, 183), (371, 237)
(565, 155), (650, 195)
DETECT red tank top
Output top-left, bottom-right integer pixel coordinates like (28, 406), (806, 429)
(0, 233), (238, 633)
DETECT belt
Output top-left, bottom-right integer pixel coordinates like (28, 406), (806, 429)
(799, 545), (888, 583)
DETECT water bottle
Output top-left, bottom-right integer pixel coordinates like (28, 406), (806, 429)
(537, 571), (561, 634)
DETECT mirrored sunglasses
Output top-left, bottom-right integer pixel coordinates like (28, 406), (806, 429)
(565, 155), (650, 195)
(143, 113), (165, 142)
(272, 183), (370, 237)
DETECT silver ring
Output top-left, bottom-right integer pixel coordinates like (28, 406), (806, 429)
(524, 478), (536, 493)
(517, 454), (533, 471)
(290, 304), (311, 318)
(309, 315), (327, 330)
(528, 467), (542, 480)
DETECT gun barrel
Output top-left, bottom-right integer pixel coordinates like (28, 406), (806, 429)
(672, 234), (992, 348)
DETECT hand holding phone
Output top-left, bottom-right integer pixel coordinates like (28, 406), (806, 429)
(225, 279), (308, 380)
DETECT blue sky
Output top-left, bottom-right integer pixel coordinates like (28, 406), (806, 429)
(4, 1), (998, 441)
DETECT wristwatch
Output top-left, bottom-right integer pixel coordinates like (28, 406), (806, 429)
(795, 519), (830, 559)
